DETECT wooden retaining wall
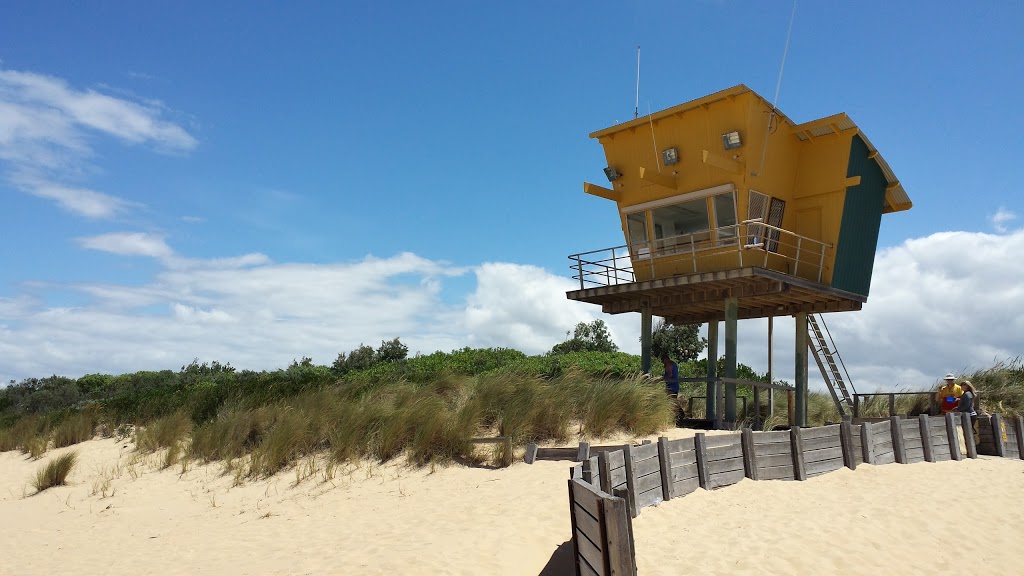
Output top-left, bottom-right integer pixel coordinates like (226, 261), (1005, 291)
(797, 424), (848, 478)
(624, 443), (664, 517)
(977, 414), (1024, 459)
(749, 429), (795, 481)
(661, 437), (700, 499)
(568, 478), (635, 576)
(700, 433), (746, 490)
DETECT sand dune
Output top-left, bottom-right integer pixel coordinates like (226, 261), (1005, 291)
(2, 432), (1023, 575)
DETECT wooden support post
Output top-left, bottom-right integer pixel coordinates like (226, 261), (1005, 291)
(578, 442), (591, 462)
(598, 450), (612, 493)
(790, 426), (806, 481)
(992, 414), (1006, 458)
(945, 412), (962, 462)
(891, 415), (907, 464)
(716, 380), (725, 430)
(706, 321), (718, 423)
(641, 439), (652, 445)
(741, 428), (758, 480)
(724, 297), (738, 426)
(961, 411), (978, 459)
(768, 316), (775, 418)
(602, 494), (636, 576)
(582, 456), (597, 488)
(787, 390), (795, 427)
(570, 464), (583, 480)
(861, 421), (875, 465)
(794, 312), (808, 428)
(622, 444), (638, 518)
(753, 386), (761, 430)
(657, 437), (673, 501)
(566, 480), (582, 576)
(888, 394), (896, 417)
(1015, 417), (1024, 460)
(694, 433), (710, 490)
(640, 303), (652, 375)
(918, 414), (934, 462)
(853, 395), (860, 418)
(525, 442), (538, 464)
(840, 420), (856, 470)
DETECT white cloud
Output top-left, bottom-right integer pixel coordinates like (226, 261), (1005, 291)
(1, 230), (1022, 397)
(0, 68), (195, 218)
(991, 207), (1017, 233)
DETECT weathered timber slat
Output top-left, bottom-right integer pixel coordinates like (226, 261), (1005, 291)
(633, 471), (663, 495)
(537, 447), (582, 461)
(806, 457), (844, 477)
(525, 443), (539, 464)
(800, 424), (842, 441)
(754, 441), (794, 457)
(666, 438), (695, 454)
(752, 430), (791, 444)
(932, 444), (951, 461)
(708, 468), (746, 489)
(605, 450), (626, 469)
(905, 447), (925, 463)
(841, 421), (857, 470)
(583, 456), (600, 490)
(706, 443), (743, 462)
(657, 437), (673, 502)
(801, 434), (842, 452)
(874, 448), (895, 465)
(757, 452), (796, 468)
(632, 455), (661, 477)
(670, 462), (700, 482)
(575, 529), (606, 576)
(861, 422), (875, 465)
(945, 413), (963, 462)
(919, 414), (934, 463)
(903, 436), (924, 450)
(579, 558), (601, 576)
(572, 477), (605, 519)
(601, 495), (635, 576)
(962, 412), (978, 459)
(622, 445), (638, 518)
(891, 416), (908, 464)
(758, 464), (795, 481)
(634, 486), (663, 510)
(803, 446), (844, 463)
(707, 457), (745, 475)
(573, 503), (602, 547)
(704, 433), (743, 449)
(791, 427), (807, 481)
(742, 428), (757, 481)
(694, 434), (710, 490)
(671, 476), (701, 497)
(571, 464), (583, 480)
(631, 442), (658, 461)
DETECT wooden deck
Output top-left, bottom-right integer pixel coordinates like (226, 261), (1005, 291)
(565, 267), (866, 324)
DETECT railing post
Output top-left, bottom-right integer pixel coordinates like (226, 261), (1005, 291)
(853, 394), (860, 418)
(576, 256), (584, 290)
(888, 394), (895, 417)
(794, 237), (802, 276)
(817, 245), (826, 282)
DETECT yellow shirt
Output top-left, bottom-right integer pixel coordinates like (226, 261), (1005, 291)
(937, 383), (963, 413)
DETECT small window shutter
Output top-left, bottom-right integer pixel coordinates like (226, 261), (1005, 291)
(747, 191), (769, 246)
(766, 198), (786, 253)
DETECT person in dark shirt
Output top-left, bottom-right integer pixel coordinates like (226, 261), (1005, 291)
(661, 353), (679, 396)
(959, 380), (978, 422)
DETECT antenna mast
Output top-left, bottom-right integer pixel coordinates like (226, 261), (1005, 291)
(634, 45), (640, 120)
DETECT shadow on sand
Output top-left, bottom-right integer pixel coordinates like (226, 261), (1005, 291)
(537, 540), (575, 575)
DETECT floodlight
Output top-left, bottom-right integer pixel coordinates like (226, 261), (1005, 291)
(722, 131), (742, 150)
(661, 147), (679, 166)
(603, 166), (621, 182)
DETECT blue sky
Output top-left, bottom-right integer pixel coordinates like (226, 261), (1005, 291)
(2, 2), (1023, 391)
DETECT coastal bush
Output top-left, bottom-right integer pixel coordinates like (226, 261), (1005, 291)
(52, 409), (98, 449)
(32, 451), (78, 493)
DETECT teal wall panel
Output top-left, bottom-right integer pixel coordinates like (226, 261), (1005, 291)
(832, 135), (887, 296)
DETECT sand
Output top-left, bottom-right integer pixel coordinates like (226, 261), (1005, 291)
(2, 431), (1023, 575)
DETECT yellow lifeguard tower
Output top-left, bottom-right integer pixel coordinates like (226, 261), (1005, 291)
(567, 84), (911, 427)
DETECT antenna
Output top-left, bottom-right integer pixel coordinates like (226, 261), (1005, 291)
(754, 0), (798, 177)
(634, 45), (640, 120)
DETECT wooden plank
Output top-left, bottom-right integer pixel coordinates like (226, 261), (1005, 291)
(579, 558), (600, 576)
(891, 416), (907, 464)
(791, 426), (807, 481)
(657, 437), (673, 501)
(754, 441), (794, 457)
(525, 443), (538, 464)
(633, 470), (662, 495)
(803, 446), (844, 463)
(905, 447), (925, 463)
(756, 452), (795, 468)
(758, 464), (795, 481)
(571, 464), (583, 480)
(861, 421), (875, 465)
(635, 486), (663, 510)
(573, 503), (603, 548)
(945, 413), (962, 462)
(874, 450), (895, 465)
(742, 428), (758, 480)
(568, 479), (584, 576)
(671, 476), (701, 497)
(622, 445), (637, 518)
(631, 442), (658, 461)
(537, 447), (581, 461)
(919, 414), (934, 463)
(840, 420), (856, 470)
(602, 496), (635, 576)
(670, 462), (701, 482)
(992, 414), (1006, 457)
(666, 437), (695, 454)
(632, 454), (661, 477)
(704, 433), (743, 449)
(903, 436), (923, 450)
(706, 443), (743, 462)
(962, 412), (977, 459)
(583, 456), (600, 489)
(609, 468), (627, 491)
(575, 528), (606, 576)
(694, 433), (710, 490)
(932, 443), (951, 461)
(708, 468), (746, 489)
(801, 434), (842, 451)
(752, 430), (791, 444)
(806, 458), (844, 477)
(801, 424), (842, 441)
(1015, 417), (1024, 460)
(597, 452), (612, 501)
(578, 442), (591, 462)
(572, 477), (606, 519)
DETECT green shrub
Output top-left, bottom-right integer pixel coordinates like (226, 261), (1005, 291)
(136, 412), (192, 453)
(32, 451), (78, 492)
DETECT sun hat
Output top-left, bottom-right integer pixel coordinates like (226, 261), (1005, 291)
(944, 373), (956, 380)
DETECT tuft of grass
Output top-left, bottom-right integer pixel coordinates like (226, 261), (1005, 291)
(52, 411), (98, 449)
(27, 436), (49, 460)
(32, 451), (78, 493)
(135, 412), (192, 453)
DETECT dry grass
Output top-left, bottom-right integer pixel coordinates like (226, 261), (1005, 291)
(32, 451), (78, 493)
(52, 410), (98, 449)
(135, 412), (192, 453)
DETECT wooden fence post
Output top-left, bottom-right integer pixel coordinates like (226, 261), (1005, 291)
(598, 451), (612, 493)
(602, 494), (636, 576)
(840, 420), (856, 470)
(524, 443), (538, 464)
(578, 442), (591, 462)
(741, 428), (758, 480)
(945, 412), (962, 462)
(790, 426), (806, 481)
(890, 416), (907, 464)
(622, 444), (638, 518)
(919, 414), (934, 463)
(657, 437), (673, 501)
(861, 421), (875, 465)
(961, 411), (978, 459)
(992, 414), (1006, 458)
(694, 433), (710, 490)
(1015, 417), (1024, 460)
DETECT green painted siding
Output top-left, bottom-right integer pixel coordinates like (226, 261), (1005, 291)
(832, 134), (887, 296)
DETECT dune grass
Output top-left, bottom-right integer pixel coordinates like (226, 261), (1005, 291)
(32, 451), (78, 493)
(52, 410), (98, 449)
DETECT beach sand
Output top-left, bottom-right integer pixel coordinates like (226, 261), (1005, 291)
(2, 431), (1023, 575)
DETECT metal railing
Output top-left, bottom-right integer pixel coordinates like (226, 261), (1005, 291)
(852, 392), (938, 418)
(569, 220), (832, 289)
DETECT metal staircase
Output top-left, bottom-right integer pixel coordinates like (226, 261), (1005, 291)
(808, 314), (856, 416)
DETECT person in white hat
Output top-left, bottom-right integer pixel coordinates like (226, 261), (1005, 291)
(936, 373), (963, 414)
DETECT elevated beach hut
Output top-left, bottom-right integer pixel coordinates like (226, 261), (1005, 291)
(568, 84), (911, 427)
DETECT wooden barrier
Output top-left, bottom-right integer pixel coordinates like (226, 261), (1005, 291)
(798, 424), (846, 477)
(624, 442), (663, 517)
(750, 429), (796, 481)
(661, 437), (700, 499)
(698, 432), (745, 490)
(568, 478), (636, 576)
(598, 449), (628, 498)
(894, 417), (925, 464)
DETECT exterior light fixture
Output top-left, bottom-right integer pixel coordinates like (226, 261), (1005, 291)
(661, 147), (679, 166)
(603, 166), (621, 182)
(722, 131), (742, 150)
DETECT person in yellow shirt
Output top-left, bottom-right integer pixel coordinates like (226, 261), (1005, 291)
(937, 373), (963, 414)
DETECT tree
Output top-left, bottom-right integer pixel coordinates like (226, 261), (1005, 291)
(549, 320), (619, 355)
(376, 338), (408, 363)
(332, 344), (376, 374)
(650, 320), (706, 363)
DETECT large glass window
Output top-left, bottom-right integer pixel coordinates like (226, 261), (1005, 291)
(626, 212), (650, 259)
(652, 198), (711, 252)
(713, 193), (738, 245)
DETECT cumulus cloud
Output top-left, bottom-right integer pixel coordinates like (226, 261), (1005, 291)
(0, 68), (195, 218)
(1, 231), (1023, 396)
(991, 207), (1017, 233)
